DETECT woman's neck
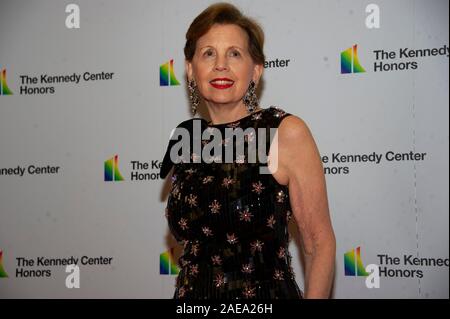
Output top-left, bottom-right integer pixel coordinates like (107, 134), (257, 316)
(206, 102), (259, 125)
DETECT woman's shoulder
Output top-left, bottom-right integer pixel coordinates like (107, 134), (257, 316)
(268, 106), (311, 142)
(263, 106), (307, 131)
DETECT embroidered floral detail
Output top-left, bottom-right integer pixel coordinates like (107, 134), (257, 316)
(202, 176), (214, 184)
(211, 255), (222, 266)
(171, 184), (180, 200)
(273, 106), (286, 118)
(189, 264), (199, 277)
(191, 152), (201, 162)
(277, 247), (286, 259)
(209, 200), (221, 214)
(186, 194), (198, 207)
(245, 130), (256, 143)
(190, 243), (200, 256)
(235, 154), (246, 164)
(242, 283), (256, 298)
(226, 233), (239, 244)
(179, 258), (191, 267)
(185, 168), (196, 175)
(252, 112), (262, 121)
(202, 226), (213, 237)
(250, 240), (264, 254)
(213, 273), (225, 288)
(273, 269), (285, 281)
(267, 215), (276, 228)
(241, 263), (254, 274)
(222, 177), (235, 189)
(276, 190), (286, 203)
(178, 286), (187, 298)
(239, 208), (253, 222)
(227, 121), (241, 128)
(178, 218), (188, 230)
(252, 181), (265, 195)
(286, 210), (293, 222)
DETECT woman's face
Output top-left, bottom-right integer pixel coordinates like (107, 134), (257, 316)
(186, 24), (263, 108)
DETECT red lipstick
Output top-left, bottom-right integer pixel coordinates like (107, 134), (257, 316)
(209, 78), (234, 89)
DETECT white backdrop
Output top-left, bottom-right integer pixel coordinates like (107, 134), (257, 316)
(0, 0), (448, 298)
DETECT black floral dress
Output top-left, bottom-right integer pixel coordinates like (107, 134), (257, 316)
(160, 106), (303, 299)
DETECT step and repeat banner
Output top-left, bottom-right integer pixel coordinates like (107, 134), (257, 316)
(0, 0), (448, 298)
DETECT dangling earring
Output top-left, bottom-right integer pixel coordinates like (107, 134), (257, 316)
(243, 80), (258, 113)
(188, 79), (200, 116)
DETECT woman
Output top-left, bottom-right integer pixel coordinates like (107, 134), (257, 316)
(160, 2), (335, 299)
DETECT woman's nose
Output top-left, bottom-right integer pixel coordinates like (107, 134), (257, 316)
(214, 55), (228, 71)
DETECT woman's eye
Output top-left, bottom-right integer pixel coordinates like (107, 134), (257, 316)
(204, 50), (214, 57)
(230, 50), (240, 57)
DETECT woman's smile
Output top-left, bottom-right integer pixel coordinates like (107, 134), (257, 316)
(209, 77), (235, 89)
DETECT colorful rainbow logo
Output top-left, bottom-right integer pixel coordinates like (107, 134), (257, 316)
(104, 155), (124, 181)
(0, 250), (9, 278)
(160, 248), (180, 275)
(160, 59), (180, 86)
(344, 246), (370, 276)
(341, 45), (366, 74)
(0, 69), (13, 95)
